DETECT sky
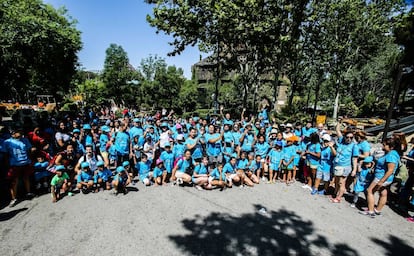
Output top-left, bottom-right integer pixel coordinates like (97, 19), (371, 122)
(44, 0), (202, 79)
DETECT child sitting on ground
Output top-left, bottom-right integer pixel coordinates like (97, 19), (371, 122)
(153, 159), (165, 186)
(94, 160), (113, 191)
(137, 154), (152, 186)
(34, 154), (51, 191)
(76, 162), (94, 193)
(50, 165), (71, 203)
(112, 166), (131, 194)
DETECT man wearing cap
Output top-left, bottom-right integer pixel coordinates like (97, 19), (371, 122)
(129, 118), (144, 140)
(3, 128), (34, 207)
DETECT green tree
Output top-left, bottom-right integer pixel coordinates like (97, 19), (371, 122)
(102, 44), (137, 105)
(0, 0), (81, 101)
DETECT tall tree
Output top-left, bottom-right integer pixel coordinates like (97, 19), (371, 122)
(102, 44), (137, 105)
(0, 0), (82, 101)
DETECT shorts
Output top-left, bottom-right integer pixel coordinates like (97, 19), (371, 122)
(175, 171), (185, 179)
(333, 166), (352, 177)
(7, 165), (34, 179)
(226, 173), (238, 182)
(208, 155), (223, 165)
(372, 178), (392, 187)
(316, 170), (331, 182)
(153, 169), (164, 178)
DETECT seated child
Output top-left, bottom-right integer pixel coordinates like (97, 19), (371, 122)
(153, 159), (165, 186)
(207, 162), (226, 190)
(137, 154), (152, 186)
(76, 162), (94, 193)
(94, 160), (113, 191)
(34, 154), (51, 190)
(112, 166), (131, 194)
(192, 156), (209, 190)
(50, 165), (71, 203)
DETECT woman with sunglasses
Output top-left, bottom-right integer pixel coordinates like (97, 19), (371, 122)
(330, 121), (358, 203)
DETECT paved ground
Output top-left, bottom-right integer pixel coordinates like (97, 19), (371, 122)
(0, 181), (413, 256)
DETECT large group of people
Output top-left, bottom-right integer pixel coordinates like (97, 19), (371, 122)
(0, 105), (413, 221)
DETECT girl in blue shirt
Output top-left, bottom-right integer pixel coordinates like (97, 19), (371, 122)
(171, 150), (194, 185)
(153, 158), (165, 186)
(312, 135), (336, 195)
(223, 156), (241, 187)
(361, 138), (400, 217)
(241, 151), (259, 186)
(192, 156), (209, 190)
(267, 142), (283, 183)
(208, 162), (226, 190)
(303, 133), (321, 190)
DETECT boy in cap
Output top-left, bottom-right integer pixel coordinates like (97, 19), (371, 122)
(76, 162), (94, 193)
(350, 156), (374, 207)
(153, 158), (165, 185)
(50, 165), (71, 203)
(112, 166), (131, 194)
(94, 160), (113, 191)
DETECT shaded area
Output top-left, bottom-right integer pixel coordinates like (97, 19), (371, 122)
(169, 204), (359, 256)
(372, 235), (414, 256)
(0, 207), (28, 222)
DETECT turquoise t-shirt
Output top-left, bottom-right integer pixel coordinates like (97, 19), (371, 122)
(374, 149), (399, 183)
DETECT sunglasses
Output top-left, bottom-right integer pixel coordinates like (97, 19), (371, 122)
(346, 136), (354, 139)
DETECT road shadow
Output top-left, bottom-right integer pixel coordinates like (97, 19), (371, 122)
(372, 235), (414, 255)
(0, 207), (28, 222)
(169, 204), (359, 256)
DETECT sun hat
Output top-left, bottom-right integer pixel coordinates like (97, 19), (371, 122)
(156, 159), (163, 165)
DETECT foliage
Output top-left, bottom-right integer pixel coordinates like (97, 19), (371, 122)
(0, 0), (82, 102)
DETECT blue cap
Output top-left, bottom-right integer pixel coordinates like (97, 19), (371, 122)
(161, 122), (168, 127)
(101, 125), (110, 133)
(122, 161), (130, 167)
(81, 162), (90, 169)
(133, 118), (140, 123)
(116, 166), (125, 173)
(164, 142), (171, 148)
(55, 165), (65, 171)
(193, 117), (199, 122)
(83, 124), (91, 130)
(72, 129), (80, 134)
(96, 160), (105, 167)
(363, 156), (373, 163)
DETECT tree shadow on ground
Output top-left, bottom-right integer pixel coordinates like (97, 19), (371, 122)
(0, 207), (28, 222)
(372, 235), (414, 256)
(169, 204), (359, 256)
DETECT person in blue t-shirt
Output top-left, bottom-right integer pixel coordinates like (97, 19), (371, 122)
(360, 138), (400, 218)
(192, 156), (209, 190)
(160, 143), (175, 183)
(281, 137), (297, 184)
(137, 154), (152, 186)
(204, 124), (224, 165)
(76, 162), (94, 193)
(33, 154), (51, 191)
(302, 133), (321, 191)
(94, 160), (113, 191)
(222, 156), (241, 187)
(153, 158), (165, 186)
(240, 123), (255, 153)
(207, 162), (226, 190)
(238, 151), (258, 186)
(267, 141), (283, 183)
(3, 128), (34, 207)
(312, 134), (336, 195)
(171, 149), (194, 185)
(351, 156), (374, 207)
(113, 123), (131, 166)
(112, 166), (130, 195)
(331, 122), (358, 203)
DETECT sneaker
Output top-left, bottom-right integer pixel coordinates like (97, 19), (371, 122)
(177, 177), (183, 185)
(318, 190), (325, 195)
(8, 199), (17, 208)
(195, 185), (203, 191)
(406, 217), (414, 223)
(26, 192), (35, 198)
(350, 203), (356, 208)
(43, 182), (49, 188)
(374, 208), (382, 216)
(359, 210), (375, 218)
(301, 184), (310, 189)
(36, 183), (41, 189)
(311, 188), (318, 195)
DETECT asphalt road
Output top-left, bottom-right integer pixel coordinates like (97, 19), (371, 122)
(0, 182), (413, 256)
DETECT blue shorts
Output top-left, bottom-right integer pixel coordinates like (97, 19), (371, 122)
(269, 163), (280, 171)
(316, 170), (330, 182)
